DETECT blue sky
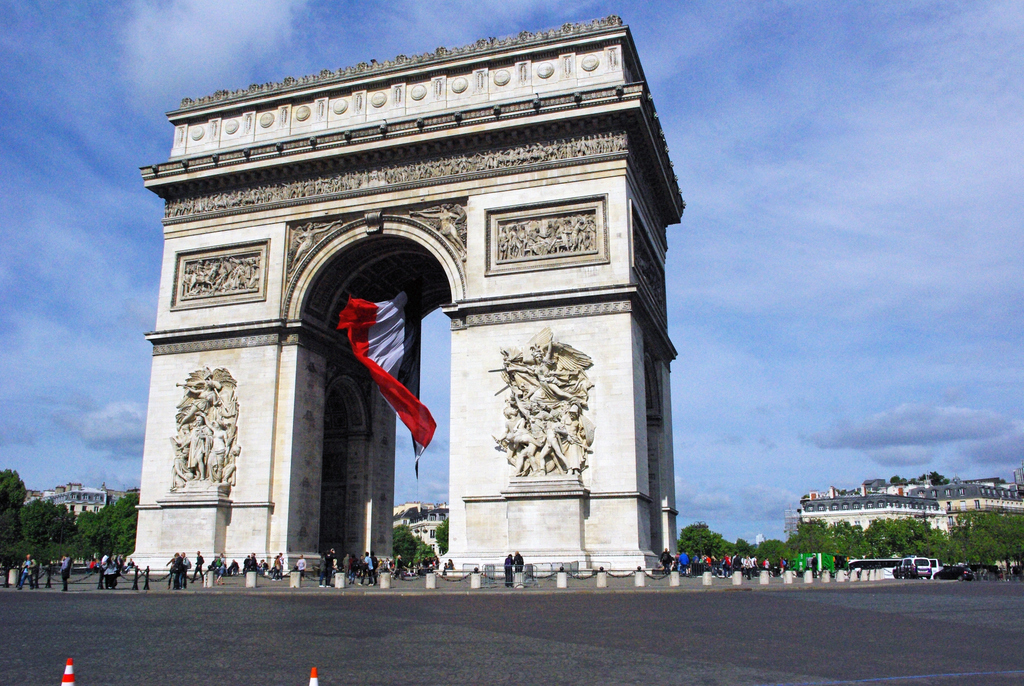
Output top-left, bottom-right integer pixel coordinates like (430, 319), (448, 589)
(1, 1), (1022, 542)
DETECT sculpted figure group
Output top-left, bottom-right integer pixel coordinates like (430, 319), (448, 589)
(180, 254), (261, 300)
(170, 367), (241, 491)
(494, 328), (596, 477)
(496, 212), (597, 262)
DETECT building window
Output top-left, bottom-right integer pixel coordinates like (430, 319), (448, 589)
(959, 501), (967, 511)
(948, 517), (954, 526)
(974, 500), (980, 509)
(429, 531), (436, 538)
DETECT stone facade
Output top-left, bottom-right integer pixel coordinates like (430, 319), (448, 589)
(132, 17), (682, 571)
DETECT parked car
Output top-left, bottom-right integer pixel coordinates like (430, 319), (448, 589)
(933, 564), (974, 581)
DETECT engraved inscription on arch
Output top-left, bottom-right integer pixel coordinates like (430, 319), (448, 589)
(171, 241), (268, 310)
(486, 196), (608, 276)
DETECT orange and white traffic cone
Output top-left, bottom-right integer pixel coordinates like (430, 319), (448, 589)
(308, 667), (319, 686)
(61, 658), (75, 684)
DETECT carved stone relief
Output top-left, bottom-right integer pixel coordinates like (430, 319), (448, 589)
(486, 196), (608, 275)
(287, 220), (345, 278)
(633, 226), (666, 318)
(172, 241), (268, 309)
(494, 328), (596, 477)
(170, 367), (241, 492)
(410, 204), (467, 260)
(164, 132), (626, 219)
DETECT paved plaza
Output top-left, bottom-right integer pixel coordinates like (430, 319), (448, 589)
(2, 579), (1023, 684)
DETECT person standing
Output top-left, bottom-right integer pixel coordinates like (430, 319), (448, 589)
(513, 551), (524, 575)
(363, 552), (375, 586)
(17, 554), (32, 590)
(60, 555), (72, 592)
(659, 548), (674, 572)
(296, 555), (306, 580)
(504, 553), (514, 587)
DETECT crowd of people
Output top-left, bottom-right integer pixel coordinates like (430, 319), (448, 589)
(659, 548), (788, 578)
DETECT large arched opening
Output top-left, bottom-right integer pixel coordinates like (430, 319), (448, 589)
(296, 228), (455, 558)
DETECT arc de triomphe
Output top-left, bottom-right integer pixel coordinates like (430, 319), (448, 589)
(132, 16), (683, 570)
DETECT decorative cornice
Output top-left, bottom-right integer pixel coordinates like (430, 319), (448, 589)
(151, 334), (279, 356)
(174, 16), (623, 113)
(450, 301), (631, 330)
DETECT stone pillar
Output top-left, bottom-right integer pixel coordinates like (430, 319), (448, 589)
(204, 571), (214, 588)
(334, 572), (347, 589)
(379, 572), (391, 589)
(596, 570), (608, 588)
(861, 569), (871, 582)
(803, 570), (813, 583)
(245, 571), (257, 588)
(732, 571), (742, 586)
(669, 571), (680, 587)
(425, 572), (436, 589)
(759, 571), (770, 585)
(702, 571), (713, 586)
(470, 572), (481, 589)
(634, 570), (646, 587)
(8, 569), (19, 586)
(556, 571), (568, 588)
(821, 571), (831, 583)
(513, 571), (524, 588)
(784, 571), (794, 584)
(290, 572), (301, 588)
(837, 570), (848, 582)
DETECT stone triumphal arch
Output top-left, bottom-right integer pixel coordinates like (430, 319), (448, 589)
(133, 16), (683, 570)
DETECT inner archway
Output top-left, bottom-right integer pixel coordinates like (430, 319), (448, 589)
(302, 232), (453, 559)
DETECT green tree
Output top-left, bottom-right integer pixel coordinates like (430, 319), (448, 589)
(435, 518), (449, 556)
(755, 539), (789, 565)
(0, 469), (27, 513)
(734, 538), (756, 557)
(413, 538), (436, 565)
(786, 520), (834, 555)
(392, 525), (419, 563)
(76, 493), (139, 556)
(677, 523), (730, 558)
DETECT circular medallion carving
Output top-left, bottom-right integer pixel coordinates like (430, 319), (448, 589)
(259, 113), (275, 128)
(190, 126), (205, 141)
(223, 119), (239, 135)
(581, 55), (600, 72)
(410, 84), (427, 101)
(451, 77), (468, 93)
(537, 62), (555, 79)
(294, 105), (311, 121)
(493, 70), (511, 86)
(332, 99), (348, 115)
(370, 92), (387, 108)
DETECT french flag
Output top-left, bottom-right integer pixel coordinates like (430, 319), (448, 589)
(336, 291), (436, 465)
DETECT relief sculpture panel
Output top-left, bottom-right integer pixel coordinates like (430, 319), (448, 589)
(487, 196), (607, 275)
(172, 241), (268, 309)
(494, 328), (596, 477)
(170, 367), (241, 492)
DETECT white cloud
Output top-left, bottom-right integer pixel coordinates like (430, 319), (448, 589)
(811, 405), (1012, 450)
(55, 402), (147, 459)
(121, 0), (311, 106)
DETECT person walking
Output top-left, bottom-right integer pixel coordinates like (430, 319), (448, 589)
(504, 553), (514, 587)
(17, 554), (33, 590)
(659, 548), (674, 572)
(192, 551), (205, 583)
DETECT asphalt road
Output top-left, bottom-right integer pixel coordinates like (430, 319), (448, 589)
(2, 581), (1022, 685)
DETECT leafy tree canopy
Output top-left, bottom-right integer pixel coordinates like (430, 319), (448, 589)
(435, 518), (449, 556)
(677, 524), (731, 558)
(392, 525), (419, 562)
(0, 470), (27, 513)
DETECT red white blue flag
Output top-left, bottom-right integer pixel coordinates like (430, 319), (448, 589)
(336, 291), (436, 463)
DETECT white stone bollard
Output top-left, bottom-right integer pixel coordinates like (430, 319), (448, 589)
(425, 572), (436, 589)
(470, 572), (481, 589)
(837, 570), (848, 583)
(290, 572), (301, 588)
(803, 570), (813, 584)
(204, 571), (214, 588)
(245, 571), (257, 588)
(634, 570), (646, 587)
(379, 572), (391, 589)
(556, 571), (568, 588)
(8, 568), (18, 586)
(862, 569), (871, 582)
(784, 571), (794, 584)
(334, 572), (346, 589)
(670, 571), (680, 587)
(596, 570), (608, 588)
(821, 571), (831, 583)
(732, 571), (743, 586)
(760, 571), (770, 585)
(702, 571), (713, 586)
(513, 571), (524, 588)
